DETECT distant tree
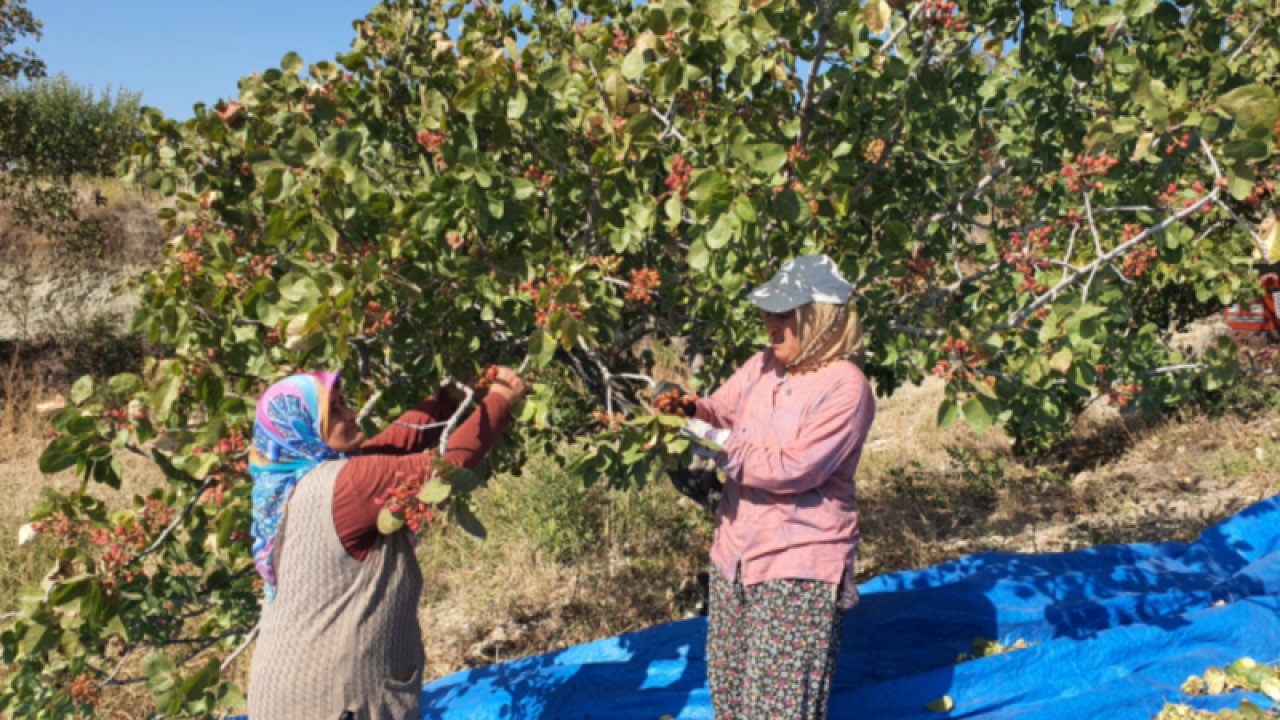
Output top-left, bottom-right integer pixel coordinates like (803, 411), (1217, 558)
(0, 0), (43, 82)
(0, 0), (143, 254)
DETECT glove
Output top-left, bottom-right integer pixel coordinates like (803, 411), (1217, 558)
(680, 418), (730, 459)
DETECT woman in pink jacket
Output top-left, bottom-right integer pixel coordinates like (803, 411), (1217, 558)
(677, 254), (876, 720)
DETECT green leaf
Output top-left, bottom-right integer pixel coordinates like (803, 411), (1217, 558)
(962, 395), (995, 433)
(937, 398), (961, 429)
(377, 509), (405, 534)
(703, 0), (738, 23)
(688, 171), (732, 216)
(279, 275), (322, 304)
(507, 88), (528, 120)
(38, 436), (81, 474)
(418, 480), (451, 504)
(1217, 84), (1280, 135)
(453, 500), (487, 539)
(688, 237), (711, 270)
(1224, 138), (1270, 163)
(622, 47), (648, 81)
(19, 622), (53, 656)
(1048, 347), (1073, 375)
(70, 376), (94, 405)
(143, 650), (179, 700)
(603, 70), (629, 113)
(706, 213), (737, 249)
(864, 0), (891, 34)
(281, 51), (304, 75)
(750, 143), (788, 175)
(107, 373), (143, 396)
(528, 329), (558, 368)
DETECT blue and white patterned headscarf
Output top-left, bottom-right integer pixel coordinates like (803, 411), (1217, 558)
(249, 372), (343, 602)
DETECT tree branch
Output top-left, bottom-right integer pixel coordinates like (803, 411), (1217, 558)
(797, 0), (838, 148)
(129, 476), (217, 566)
(997, 188), (1221, 331)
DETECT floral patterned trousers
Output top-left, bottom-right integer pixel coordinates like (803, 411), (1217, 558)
(706, 569), (844, 720)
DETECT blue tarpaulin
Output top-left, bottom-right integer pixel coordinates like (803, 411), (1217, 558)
(416, 495), (1280, 719)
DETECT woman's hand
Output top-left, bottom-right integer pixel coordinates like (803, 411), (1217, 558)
(488, 366), (530, 403)
(681, 418), (730, 458)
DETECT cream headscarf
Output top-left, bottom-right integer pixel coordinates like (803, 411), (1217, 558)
(785, 301), (864, 372)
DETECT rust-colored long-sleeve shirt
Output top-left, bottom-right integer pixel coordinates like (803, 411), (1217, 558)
(332, 392), (513, 560)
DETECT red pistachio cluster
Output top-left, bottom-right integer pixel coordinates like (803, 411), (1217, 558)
(890, 252), (935, 294)
(863, 137), (887, 164)
(1097, 365), (1142, 409)
(474, 365), (500, 393)
(625, 268), (661, 304)
(200, 431), (249, 506)
(1004, 227), (1053, 293)
(363, 300), (395, 335)
(416, 129), (444, 153)
(590, 411), (625, 429)
(588, 254), (623, 273)
(68, 672), (98, 707)
(523, 164), (554, 190)
(29, 512), (83, 544)
(654, 389), (697, 418)
(1122, 245), (1158, 279)
(177, 249), (203, 286)
(445, 231), (468, 251)
(1155, 181), (1214, 214)
(665, 155), (692, 200)
(1163, 130), (1193, 155)
(922, 0), (965, 31)
(1241, 178), (1276, 209)
(223, 254), (277, 289)
(375, 468), (437, 534)
(932, 337), (990, 382)
(519, 272), (583, 326)
(1060, 152), (1119, 193)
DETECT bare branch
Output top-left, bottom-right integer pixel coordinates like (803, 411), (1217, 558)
(998, 188), (1221, 331)
(887, 322), (946, 339)
(1228, 23), (1264, 65)
(914, 161), (1011, 235)
(880, 1), (928, 57)
(356, 389), (383, 426)
(798, 0), (838, 147)
(1142, 363), (1209, 377)
(1081, 191), (1105, 301)
(129, 476), (217, 566)
(650, 106), (688, 143)
(219, 624), (260, 673)
(435, 379), (476, 455)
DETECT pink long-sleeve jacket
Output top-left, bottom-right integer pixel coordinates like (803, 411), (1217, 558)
(696, 350), (875, 594)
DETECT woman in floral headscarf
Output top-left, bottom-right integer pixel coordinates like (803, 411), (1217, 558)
(675, 254), (876, 720)
(246, 368), (527, 720)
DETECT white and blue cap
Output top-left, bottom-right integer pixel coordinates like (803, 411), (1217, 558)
(748, 254), (855, 313)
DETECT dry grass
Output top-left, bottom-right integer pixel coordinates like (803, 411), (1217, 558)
(0, 355), (66, 603)
(855, 377), (1280, 579)
(416, 450), (712, 682)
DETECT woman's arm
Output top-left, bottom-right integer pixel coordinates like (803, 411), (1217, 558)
(718, 377), (874, 495)
(694, 352), (766, 429)
(333, 392), (514, 560)
(356, 392), (462, 455)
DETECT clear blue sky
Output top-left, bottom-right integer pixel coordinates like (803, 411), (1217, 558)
(24, 1), (377, 119)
